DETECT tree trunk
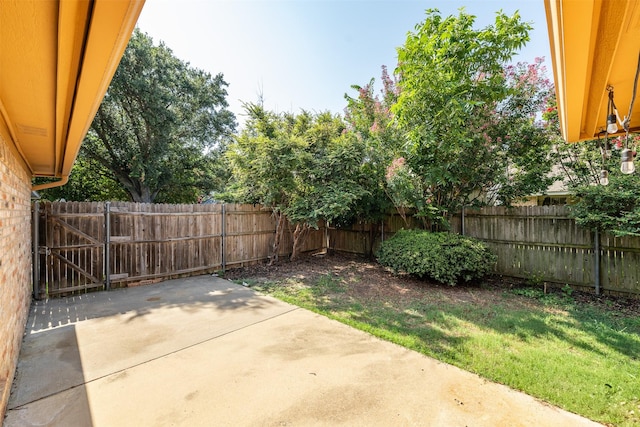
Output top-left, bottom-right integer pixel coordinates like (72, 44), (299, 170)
(367, 222), (379, 260)
(290, 223), (310, 261)
(397, 206), (410, 228)
(119, 178), (154, 203)
(269, 210), (286, 265)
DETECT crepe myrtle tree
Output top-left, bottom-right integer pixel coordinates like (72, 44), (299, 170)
(341, 66), (404, 252)
(392, 9), (555, 229)
(225, 104), (306, 263)
(225, 105), (370, 262)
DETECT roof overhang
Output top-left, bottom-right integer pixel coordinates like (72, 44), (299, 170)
(545, 0), (640, 142)
(0, 0), (144, 184)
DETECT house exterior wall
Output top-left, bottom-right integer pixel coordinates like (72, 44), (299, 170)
(0, 134), (32, 419)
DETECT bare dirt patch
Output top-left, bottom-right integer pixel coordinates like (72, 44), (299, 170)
(223, 252), (640, 316)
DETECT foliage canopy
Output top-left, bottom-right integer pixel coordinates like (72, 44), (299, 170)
(543, 93), (640, 236)
(225, 104), (372, 260)
(81, 29), (236, 203)
(392, 9), (555, 228)
(35, 156), (128, 202)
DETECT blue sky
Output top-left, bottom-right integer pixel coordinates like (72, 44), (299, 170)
(136, 0), (550, 128)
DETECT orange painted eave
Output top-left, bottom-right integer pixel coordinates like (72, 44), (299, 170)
(545, 0), (640, 143)
(0, 0), (145, 180)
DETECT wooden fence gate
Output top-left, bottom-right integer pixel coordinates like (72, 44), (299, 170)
(33, 201), (106, 298)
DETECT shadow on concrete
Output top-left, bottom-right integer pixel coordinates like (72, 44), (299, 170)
(6, 324), (93, 427)
(5, 274), (288, 426)
(27, 274), (280, 332)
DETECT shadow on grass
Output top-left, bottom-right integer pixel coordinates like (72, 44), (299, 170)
(403, 294), (640, 361)
(346, 305), (467, 360)
(319, 288), (640, 425)
(260, 275), (640, 364)
(234, 256), (640, 426)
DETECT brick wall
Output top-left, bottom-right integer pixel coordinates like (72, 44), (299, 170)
(0, 135), (32, 419)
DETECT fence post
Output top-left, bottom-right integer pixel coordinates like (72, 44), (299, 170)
(324, 221), (329, 252)
(105, 202), (111, 290)
(32, 201), (40, 299)
(594, 228), (600, 295)
(461, 206), (465, 236)
(221, 203), (226, 272)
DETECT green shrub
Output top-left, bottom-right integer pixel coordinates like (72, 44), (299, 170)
(376, 229), (497, 285)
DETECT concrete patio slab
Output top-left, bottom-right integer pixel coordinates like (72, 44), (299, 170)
(5, 275), (602, 426)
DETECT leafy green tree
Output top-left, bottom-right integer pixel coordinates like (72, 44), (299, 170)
(570, 171), (640, 236)
(82, 28), (235, 203)
(542, 95), (603, 188)
(563, 134), (640, 236)
(285, 112), (370, 257)
(34, 156), (128, 201)
(343, 66), (401, 225)
(225, 105), (369, 261)
(224, 104), (305, 262)
(543, 92), (640, 235)
(384, 156), (433, 226)
(393, 9), (554, 229)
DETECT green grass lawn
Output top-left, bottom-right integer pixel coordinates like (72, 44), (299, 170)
(235, 268), (640, 426)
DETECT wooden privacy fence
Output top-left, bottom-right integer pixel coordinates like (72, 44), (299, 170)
(32, 202), (640, 298)
(33, 201), (323, 298)
(450, 206), (640, 296)
(329, 206), (640, 297)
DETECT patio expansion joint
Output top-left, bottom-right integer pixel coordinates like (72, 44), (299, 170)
(8, 305), (301, 411)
